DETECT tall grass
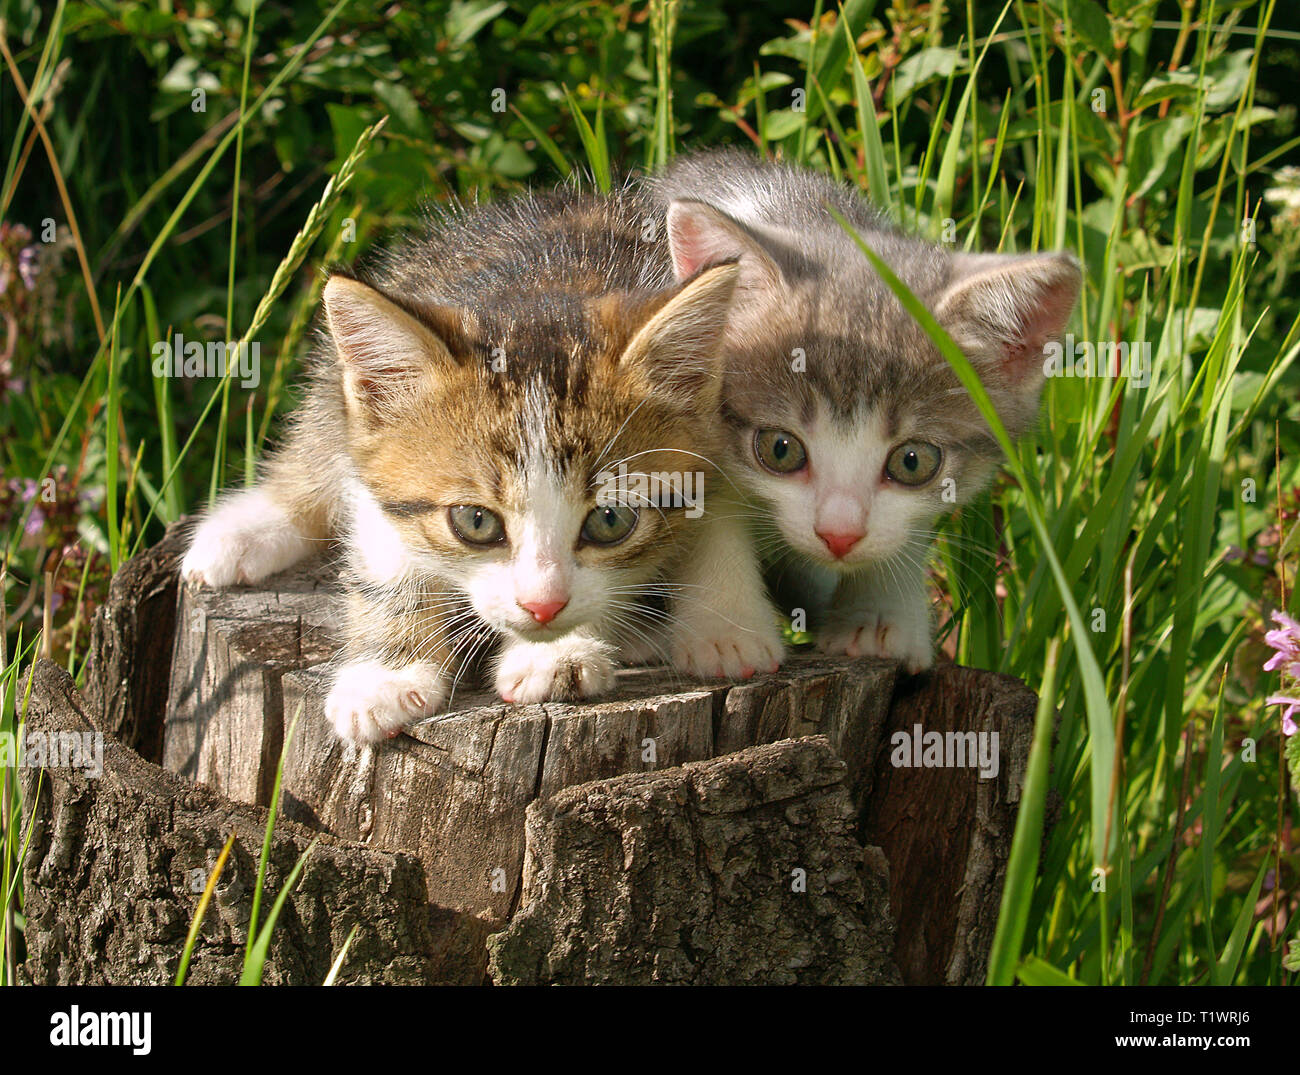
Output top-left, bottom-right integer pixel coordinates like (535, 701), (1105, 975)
(807, 2), (1296, 985)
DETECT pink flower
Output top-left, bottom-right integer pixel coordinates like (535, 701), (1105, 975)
(1263, 610), (1300, 671)
(1264, 610), (1300, 736)
(1266, 695), (1299, 737)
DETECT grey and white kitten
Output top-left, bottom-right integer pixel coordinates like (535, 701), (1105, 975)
(648, 149), (1082, 671)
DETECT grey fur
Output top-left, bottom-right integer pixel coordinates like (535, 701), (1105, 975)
(644, 148), (1083, 666)
(648, 148), (1077, 448)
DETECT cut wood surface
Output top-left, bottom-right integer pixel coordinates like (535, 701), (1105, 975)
(37, 521), (1040, 984)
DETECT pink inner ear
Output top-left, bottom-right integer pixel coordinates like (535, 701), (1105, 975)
(666, 204), (732, 281)
(998, 275), (1079, 380)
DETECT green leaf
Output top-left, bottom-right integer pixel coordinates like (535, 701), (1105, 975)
(934, 3), (1012, 229)
(761, 108), (805, 141)
(885, 47), (960, 108)
(238, 836), (319, 986)
(1213, 861), (1267, 986)
(797, 0), (879, 125)
(1280, 520), (1300, 561)
(1060, 0), (1114, 58)
(446, 0), (507, 47)
(1016, 955), (1084, 986)
(1284, 941), (1300, 974)
(1201, 50), (1254, 112)
(1131, 71), (1200, 112)
(510, 105), (572, 178)
(838, 16), (890, 209)
(372, 80), (424, 137)
(1128, 114), (1194, 200)
(563, 87), (611, 192)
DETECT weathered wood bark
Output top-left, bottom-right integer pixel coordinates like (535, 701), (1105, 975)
(82, 520), (190, 760)
(20, 661), (446, 985)
(162, 554), (339, 805)
(864, 666), (1036, 985)
(41, 526), (1040, 985)
(277, 665), (722, 983)
(487, 736), (901, 985)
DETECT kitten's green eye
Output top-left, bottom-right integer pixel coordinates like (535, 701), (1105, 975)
(754, 429), (808, 474)
(449, 505), (506, 545)
(582, 505), (638, 545)
(884, 442), (943, 486)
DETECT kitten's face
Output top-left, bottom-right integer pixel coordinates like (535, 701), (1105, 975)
(324, 266), (737, 640)
(663, 198), (1080, 571)
(717, 307), (1001, 570)
(730, 385), (998, 570)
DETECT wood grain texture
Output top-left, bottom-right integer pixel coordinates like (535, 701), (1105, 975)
(82, 520), (189, 760)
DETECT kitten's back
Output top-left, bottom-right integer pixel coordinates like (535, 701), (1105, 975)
(370, 183), (672, 309)
(650, 148), (948, 295)
(653, 148), (885, 235)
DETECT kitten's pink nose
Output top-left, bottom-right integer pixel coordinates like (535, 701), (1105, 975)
(519, 598), (567, 624)
(816, 528), (864, 559)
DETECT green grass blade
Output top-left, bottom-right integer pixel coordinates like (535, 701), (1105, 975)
(238, 835), (318, 986)
(323, 924), (360, 986)
(828, 208), (1115, 876)
(174, 831), (236, 986)
(842, 15), (889, 210)
(987, 639), (1060, 984)
(1016, 954), (1083, 986)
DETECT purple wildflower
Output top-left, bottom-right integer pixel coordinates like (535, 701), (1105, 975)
(1263, 609), (1300, 736)
(18, 245), (39, 290)
(1263, 610), (1300, 676)
(1267, 695), (1299, 737)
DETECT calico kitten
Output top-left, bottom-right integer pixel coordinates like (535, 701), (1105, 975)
(648, 149), (1081, 671)
(182, 185), (783, 743)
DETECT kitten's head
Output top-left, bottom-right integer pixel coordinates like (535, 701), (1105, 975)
(663, 194), (1081, 572)
(322, 264), (737, 641)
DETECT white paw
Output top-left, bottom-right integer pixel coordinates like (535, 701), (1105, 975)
(669, 613), (784, 681)
(181, 490), (314, 588)
(495, 636), (617, 704)
(325, 660), (448, 743)
(818, 604), (933, 673)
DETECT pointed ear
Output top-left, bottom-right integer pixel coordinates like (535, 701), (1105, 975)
(618, 263), (739, 406)
(935, 251), (1082, 389)
(665, 199), (784, 297)
(323, 275), (457, 419)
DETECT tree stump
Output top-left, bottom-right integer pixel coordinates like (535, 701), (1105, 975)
(31, 520), (1038, 985)
(486, 736), (902, 985)
(20, 661), (444, 985)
